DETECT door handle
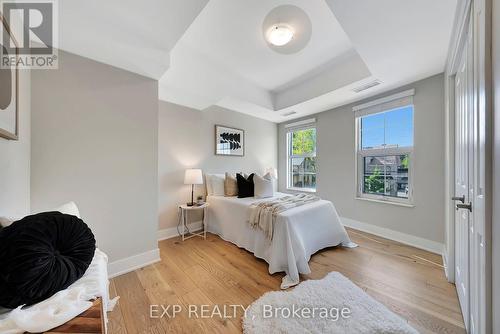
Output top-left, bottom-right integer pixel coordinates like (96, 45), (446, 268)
(452, 195), (465, 203)
(456, 202), (472, 212)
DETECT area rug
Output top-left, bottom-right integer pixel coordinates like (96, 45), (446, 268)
(243, 272), (417, 334)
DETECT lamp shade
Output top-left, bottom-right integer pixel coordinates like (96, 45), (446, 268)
(266, 167), (278, 179)
(184, 169), (203, 185)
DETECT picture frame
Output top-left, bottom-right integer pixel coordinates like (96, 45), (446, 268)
(215, 125), (244, 156)
(0, 13), (19, 140)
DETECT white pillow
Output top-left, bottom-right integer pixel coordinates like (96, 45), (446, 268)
(205, 174), (224, 195)
(0, 202), (81, 228)
(254, 173), (274, 199)
(205, 175), (214, 195)
(210, 175), (225, 196)
(0, 216), (17, 227)
(0, 202), (81, 227)
(54, 201), (81, 218)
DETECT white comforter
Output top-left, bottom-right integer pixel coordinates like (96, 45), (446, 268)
(207, 193), (356, 289)
(0, 249), (117, 334)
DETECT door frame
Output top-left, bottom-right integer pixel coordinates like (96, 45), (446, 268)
(444, 0), (472, 284)
(444, 0), (493, 332)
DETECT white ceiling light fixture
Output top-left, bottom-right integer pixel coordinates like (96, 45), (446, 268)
(266, 23), (294, 46)
(263, 5), (311, 54)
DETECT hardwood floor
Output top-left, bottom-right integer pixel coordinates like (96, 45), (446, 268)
(109, 228), (465, 334)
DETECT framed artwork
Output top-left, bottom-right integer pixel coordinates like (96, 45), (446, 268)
(215, 125), (244, 156)
(0, 13), (19, 140)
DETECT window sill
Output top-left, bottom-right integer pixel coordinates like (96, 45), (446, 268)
(287, 187), (317, 193)
(355, 197), (415, 208)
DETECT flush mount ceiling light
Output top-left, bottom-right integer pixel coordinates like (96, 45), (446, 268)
(266, 24), (294, 46)
(263, 5), (311, 54)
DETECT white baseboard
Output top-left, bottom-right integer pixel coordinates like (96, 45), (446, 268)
(341, 217), (444, 255)
(157, 221), (202, 241)
(443, 248), (450, 280)
(108, 248), (161, 279)
(108, 221), (203, 279)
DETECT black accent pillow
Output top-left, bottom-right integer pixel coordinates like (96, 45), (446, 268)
(0, 212), (96, 308)
(237, 173), (255, 198)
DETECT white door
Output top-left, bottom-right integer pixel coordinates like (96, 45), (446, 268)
(454, 24), (474, 331)
(452, 1), (491, 332)
(469, 0), (490, 332)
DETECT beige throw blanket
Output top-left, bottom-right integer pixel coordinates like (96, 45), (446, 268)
(248, 194), (320, 241)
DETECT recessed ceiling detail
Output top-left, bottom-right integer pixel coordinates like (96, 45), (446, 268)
(56, 0), (458, 123)
(262, 5), (312, 54)
(159, 0), (368, 122)
(158, 0), (457, 123)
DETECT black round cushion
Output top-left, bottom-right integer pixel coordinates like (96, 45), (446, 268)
(0, 211), (96, 308)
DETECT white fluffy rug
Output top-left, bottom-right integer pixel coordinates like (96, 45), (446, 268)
(243, 272), (417, 334)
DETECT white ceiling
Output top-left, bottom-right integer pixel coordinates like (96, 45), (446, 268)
(57, 0), (458, 122)
(325, 0), (457, 92)
(59, 0), (209, 79)
(178, 0), (353, 91)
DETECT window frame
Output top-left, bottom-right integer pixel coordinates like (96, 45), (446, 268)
(286, 126), (317, 193)
(355, 104), (415, 206)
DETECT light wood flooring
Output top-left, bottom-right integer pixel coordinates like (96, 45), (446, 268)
(108, 228), (465, 334)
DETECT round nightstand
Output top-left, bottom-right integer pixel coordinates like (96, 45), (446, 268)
(177, 203), (209, 241)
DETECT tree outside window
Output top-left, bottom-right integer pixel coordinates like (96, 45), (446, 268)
(288, 128), (316, 191)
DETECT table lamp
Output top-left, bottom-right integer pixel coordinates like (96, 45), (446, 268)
(184, 169), (203, 206)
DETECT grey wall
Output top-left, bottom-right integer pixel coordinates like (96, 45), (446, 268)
(278, 74), (446, 243)
(0, 70), (31, 218)
(31, 50), (159, 263)
(158, 102), (277, 230)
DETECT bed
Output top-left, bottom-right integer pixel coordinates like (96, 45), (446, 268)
(206, 192), (356, 289)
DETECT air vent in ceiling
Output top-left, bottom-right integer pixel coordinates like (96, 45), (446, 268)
(281, 111), (297, 117)
(352, 80), (382, 93)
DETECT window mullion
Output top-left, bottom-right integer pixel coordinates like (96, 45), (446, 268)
(383, 112), (387, 148)
(383, 159), (387, 197)
(359, 147), (411, 157)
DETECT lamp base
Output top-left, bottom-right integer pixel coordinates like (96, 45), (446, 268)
(187, 184), (195, 207)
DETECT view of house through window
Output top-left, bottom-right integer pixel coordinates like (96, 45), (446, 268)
(357, 105), (413, 202)
(287, 127), (316, 191)
(363, 154), (410, 198)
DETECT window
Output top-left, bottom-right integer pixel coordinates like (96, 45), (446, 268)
(287, 127), (316, 191)
(355, 90), (414, 204)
